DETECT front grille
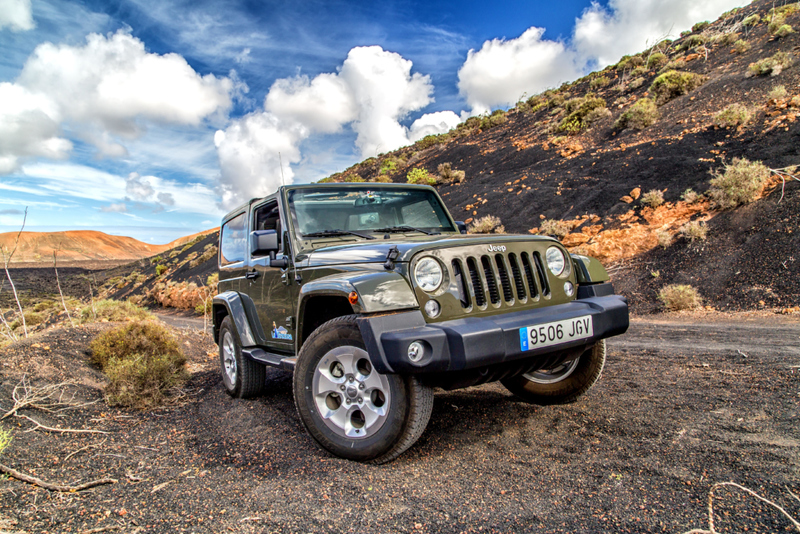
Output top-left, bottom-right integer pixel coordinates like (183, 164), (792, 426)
(448, 244), (558, 313)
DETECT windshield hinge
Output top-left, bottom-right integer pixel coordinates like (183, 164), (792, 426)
(384, 246), (400, 270)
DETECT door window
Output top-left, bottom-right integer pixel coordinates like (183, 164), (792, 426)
(220, 212), (246, 265)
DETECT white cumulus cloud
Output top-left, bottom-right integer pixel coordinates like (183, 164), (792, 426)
(409, 111), (461, 142)
(457, 28), (580, 114)
(573, 0), (751, 69)
(215, 45), (435, 209)
(0, 0), (34, 31)
(0, 29), (234, 172)
(125, 172), (155, 201)
(457, 0), (748, 113)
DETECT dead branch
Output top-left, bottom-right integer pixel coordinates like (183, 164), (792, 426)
(64, 438), (108, 462)
(1, 207), (28, 338)
(0, 462), (117, 492)
(770, 166), (800, 203)
(682, 481), (800, 534)
(19, 414), (108, 434)
(79, 526), (121, 534)
(53, 249), (75, 328)
(2, 376), (87, 419)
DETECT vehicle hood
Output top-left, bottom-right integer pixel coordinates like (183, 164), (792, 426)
(297, 234), (556, 267)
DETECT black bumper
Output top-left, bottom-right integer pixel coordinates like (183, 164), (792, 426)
(356, 294), (628, 374)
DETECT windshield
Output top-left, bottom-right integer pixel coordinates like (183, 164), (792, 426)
(288, 186), (457, 238)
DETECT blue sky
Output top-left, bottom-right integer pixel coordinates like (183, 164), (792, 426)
(0, 0), (748, 243)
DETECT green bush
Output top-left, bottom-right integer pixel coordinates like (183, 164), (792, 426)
(692, 21), (710, 33)
(708, 158), (771, 209)
(647, 52), (668, 70)
(732, 39), (750, 54)
(650, 70), (706, 104)
(584, 107), (612, 125)
(0, 427), (10, 456)
(640, 190), (665, 208)
(681, 188), (700, 203)
(468, 216), (505, 234)
(748, 52), (794, 77)
(616, 54), (644, 71)
(714, 103), (752, 128)
(479, 109), (507, 129)
(79, 299), (153, 324)
(406, 168), (437, 185)
(379, 159), (397, 174)
(659, 284), (702, 311)
(149, 255), (163, 265)
(558, 96), (607, 133)
(195, 300), (212, 315)
(342, 174), (366, 183)
(90, 321), (187, 408)
(768, 14), (787, 34)
(415, 134), (446, 149)
(742, 14), (760, 27)
(615, 98), (660, 130)
(679, 34), (705, 51)
(773, 24), (794, 38)
(10, 311), (44, 330)
(33, 301), (56, 312)
(715, 32), (740, 46)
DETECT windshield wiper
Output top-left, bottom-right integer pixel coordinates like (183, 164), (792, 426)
(303, 229), (376, 240)
(373, 225), (440, 236)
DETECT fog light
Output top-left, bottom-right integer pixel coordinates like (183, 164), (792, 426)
(564, 281), (575, 297)
(408, 341), (424, 363)
(424, 299), (440, 318)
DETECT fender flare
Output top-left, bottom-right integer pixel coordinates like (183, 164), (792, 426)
(212, 291), (266, 347)
(296, 270), (419, 352)
(571, 254), (610, 284)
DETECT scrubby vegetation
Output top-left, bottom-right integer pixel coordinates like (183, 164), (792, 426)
(407, 168), (436, 185)
(708, 158), (771, 209)
(714, 104), (752, 128)
(90, 320), (187, 408)
(640, 190), (665, 208)
(437, 163), (465, 184)
(658, 284), (702, 311)
(468, 216), (505, 234)
(748, 51), (794, 76)
(615, 98), (659, 130)
(559, 96), (607, 134)
(649, 71), (707, 105)
(732, 39), (751, 54)
(539, 219), (573, 238)
(681, 221), (709, 242)
(79, 299), (152, 324)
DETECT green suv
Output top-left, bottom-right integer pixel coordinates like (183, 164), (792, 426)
(213, 183), (628, 463)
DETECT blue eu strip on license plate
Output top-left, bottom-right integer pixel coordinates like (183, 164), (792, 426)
(519, 316), (593, 351)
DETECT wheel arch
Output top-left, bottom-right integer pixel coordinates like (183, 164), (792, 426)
(212, 291), (259, 347)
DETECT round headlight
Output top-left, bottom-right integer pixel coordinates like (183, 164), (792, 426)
(414, 257), (443, 292)
(546, 246), (567, 276)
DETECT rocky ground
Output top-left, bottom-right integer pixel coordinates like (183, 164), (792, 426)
(0, 312), (797, 534)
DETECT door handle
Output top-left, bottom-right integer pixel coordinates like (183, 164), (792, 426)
(245, 271), (259, 280)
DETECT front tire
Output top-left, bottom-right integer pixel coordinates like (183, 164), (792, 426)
(501, 340), (606, 405)
(293, 315), (433, 464)
(219, 316), (266, 398)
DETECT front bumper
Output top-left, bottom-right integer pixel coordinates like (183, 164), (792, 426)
(356, 293), (628, 374)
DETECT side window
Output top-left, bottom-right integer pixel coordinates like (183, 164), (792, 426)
(220, 213), (246, 265)
(252, 200), (282, 256)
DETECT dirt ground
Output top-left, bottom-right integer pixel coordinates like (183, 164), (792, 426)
(0, 311), (797, 534)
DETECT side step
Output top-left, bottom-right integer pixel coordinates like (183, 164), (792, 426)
(242, 348), (297, 371)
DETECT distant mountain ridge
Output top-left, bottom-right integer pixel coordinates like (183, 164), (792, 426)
(0, 229), (217, 263)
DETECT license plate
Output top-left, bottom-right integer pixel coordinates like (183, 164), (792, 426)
(519, 316), (593, 351)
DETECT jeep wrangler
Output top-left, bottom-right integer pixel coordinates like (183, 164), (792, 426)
(213, 183), (628, 463)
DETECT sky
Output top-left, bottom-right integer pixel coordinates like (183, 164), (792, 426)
(0, 0), (750, 243)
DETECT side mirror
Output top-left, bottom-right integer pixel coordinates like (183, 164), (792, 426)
(251, 230), (279, 256)
(455, 221), (468, 234)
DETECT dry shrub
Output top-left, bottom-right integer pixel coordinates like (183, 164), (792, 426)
(190, 245), (217, 268)
(650, 70), (707, 104)
(715, 32), (740, 46)
(768, 85), (788, 100)
(33, 300), (56, 312)
(437, 162), (465, 184)
(714, 103), (752, 127)
(150, 281), (208, 310)
(681, 220), (708, 241)
(640, 189), (665, 207)
(627, 77), (646, 91)
(658, 284), (702, 311)
(468, 215), (505, 234)
(371, 175), (393, 183)
(773, 24), (794, 38)
(79, 299), (152, 324)
(748, 52), (794, 77)
(742, 14), (760, 27)
(589, 76), (610, 89)
(656, 229), (672, 248)
(539, 219), (574, 238)
(558, 96), (607, 133)
(681, 188), (700, 203)
(615, 98), (659, 130)
(708, 158), (771, 209)
(10, 311), (43, 330)
(90, 320), (187, 408)
(584, 107), (612, 125)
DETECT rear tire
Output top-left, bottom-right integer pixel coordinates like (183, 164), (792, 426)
(219, 316), (266, 398)
(293, 315), (433, 464)
(501, 340), (606, 405)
